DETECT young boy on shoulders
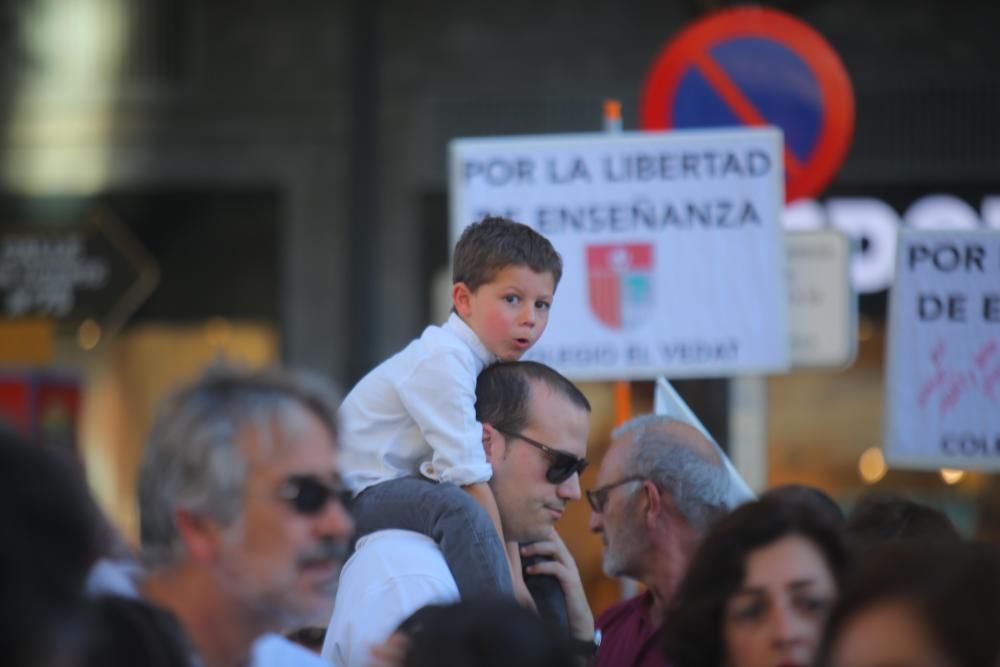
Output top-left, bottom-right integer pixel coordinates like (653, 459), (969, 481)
(339, 216), (561, 601)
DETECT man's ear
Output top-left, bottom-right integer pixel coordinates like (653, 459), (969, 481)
(482, 423), (503, 462)
(453, 282), (473, 318)
(174, 509), (221, 564)
(642, 481), (663, 528)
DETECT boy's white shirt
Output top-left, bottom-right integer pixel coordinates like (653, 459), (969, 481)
(339, 312), (497, 494)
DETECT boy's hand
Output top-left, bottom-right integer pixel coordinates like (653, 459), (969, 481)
(519, 528), (594, 642)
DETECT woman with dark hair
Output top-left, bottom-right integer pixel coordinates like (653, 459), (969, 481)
(817, 541), (1000, 667)
(663, 495), (849, 667)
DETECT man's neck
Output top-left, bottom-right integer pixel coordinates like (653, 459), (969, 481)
(642, 523), (701, 627)
(142, 565), (264, 667)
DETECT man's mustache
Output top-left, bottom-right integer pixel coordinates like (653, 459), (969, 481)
(297, 538), (350, 568)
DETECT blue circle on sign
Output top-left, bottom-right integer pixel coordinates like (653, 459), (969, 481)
(673, 38), (822, 164)
(640, 7), (855, 202)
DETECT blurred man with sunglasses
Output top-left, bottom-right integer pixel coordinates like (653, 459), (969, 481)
(324, 361), (595, 667)
(587, 415), (739, 667)
(137, 365), (355, 667)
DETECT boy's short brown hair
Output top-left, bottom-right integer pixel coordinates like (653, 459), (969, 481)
(452, 217), (562, 291)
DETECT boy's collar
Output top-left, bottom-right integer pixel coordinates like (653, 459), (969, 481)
(444, 312), (497, 364)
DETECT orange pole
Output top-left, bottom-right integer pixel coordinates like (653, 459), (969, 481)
(604, 99), (630, 427)
(603, 98), (622, 132)
(613, 380), (632, 426)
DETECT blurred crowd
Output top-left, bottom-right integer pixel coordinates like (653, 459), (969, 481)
(2, 361), (999, 667)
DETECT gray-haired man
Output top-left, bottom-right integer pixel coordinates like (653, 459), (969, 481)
(587, 415), (741, 667)
(137, 366), (355, 667)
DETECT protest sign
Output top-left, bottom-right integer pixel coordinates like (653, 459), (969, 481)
(449, 128), (789, 380)
(884, 229), (1000, 470)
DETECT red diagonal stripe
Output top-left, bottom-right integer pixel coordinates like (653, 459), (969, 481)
(692, 51), (804, 181)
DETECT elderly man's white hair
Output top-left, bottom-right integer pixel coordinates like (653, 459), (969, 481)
(653, 377), (756, 508)
(613, 412), (754, 521)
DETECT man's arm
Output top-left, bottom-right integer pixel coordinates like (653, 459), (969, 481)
(518, 528), (595, 641)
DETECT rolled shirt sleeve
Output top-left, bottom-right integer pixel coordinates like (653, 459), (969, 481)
(396, 348), (493, 486)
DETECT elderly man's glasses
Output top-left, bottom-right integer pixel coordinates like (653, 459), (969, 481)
(586, 476), (645, 513)
(278, 475), (352, 515)
(493, 427), (588, 484)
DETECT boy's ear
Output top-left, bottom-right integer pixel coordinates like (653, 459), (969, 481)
(452, 282), (474, 318)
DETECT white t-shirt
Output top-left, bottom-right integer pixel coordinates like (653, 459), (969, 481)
(339, 313), (496, 493)
(321, 530), (460, 667)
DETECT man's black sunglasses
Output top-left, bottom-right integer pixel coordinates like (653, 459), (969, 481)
(278, 475), (352, 515)
(494, 427), (588, 484)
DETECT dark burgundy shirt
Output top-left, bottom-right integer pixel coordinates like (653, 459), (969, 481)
(593, 591), (671, 667)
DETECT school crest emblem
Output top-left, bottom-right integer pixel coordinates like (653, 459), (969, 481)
(586, 244), (654, 330)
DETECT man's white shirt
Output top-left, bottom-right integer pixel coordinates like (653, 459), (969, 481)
(322, 530), (460, 667)
(338, 313), (495, 494)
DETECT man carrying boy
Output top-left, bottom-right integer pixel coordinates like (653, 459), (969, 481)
(338, 216), (566, 600)
(324, 361), (595, 667)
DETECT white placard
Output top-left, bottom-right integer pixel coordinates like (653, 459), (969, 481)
(654, 377), (756, 504)
(786, 229), (856, 368)
(449, 128), (789, 380)
(885, 229), (1000, 470)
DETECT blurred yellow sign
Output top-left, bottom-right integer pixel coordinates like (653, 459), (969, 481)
(0, 319), (54, 364)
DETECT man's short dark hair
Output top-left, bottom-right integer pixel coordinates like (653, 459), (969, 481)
(453, 217), (562, 292)
(475, 361), (590, 433)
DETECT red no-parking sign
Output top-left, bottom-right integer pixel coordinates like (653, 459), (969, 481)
(640, 7), (854, 202)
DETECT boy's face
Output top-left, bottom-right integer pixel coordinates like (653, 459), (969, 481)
(454, 265), (555, 361)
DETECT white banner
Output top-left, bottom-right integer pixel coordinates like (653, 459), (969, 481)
(449, 128), (789, 380)
(884, 229), (1000, 470)
(654, 377), (756, 503)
